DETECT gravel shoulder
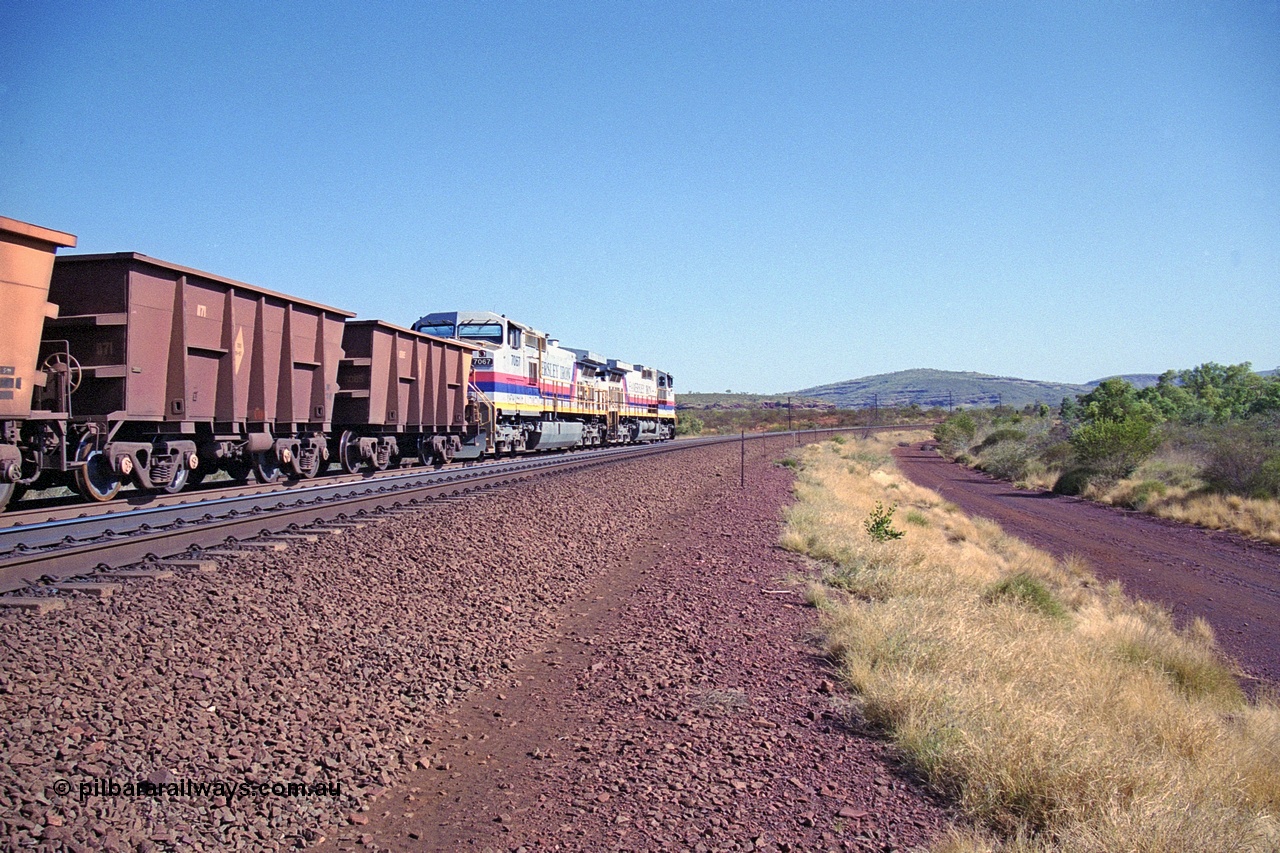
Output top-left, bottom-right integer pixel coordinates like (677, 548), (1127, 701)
(893, 441), (1280, 692)
(319, 441), (953, 853)
(1, 437), (953, 852)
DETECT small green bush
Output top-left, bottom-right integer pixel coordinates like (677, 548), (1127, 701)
(864, 501), (904, 542)
(1053, 468), (1094, 496)
(675, 414), (705, 436)
(935, 413), (978, 456)
(1202, 426), (1280, 498)
(1040, 440), (1075, 469)
(978, 443), (1033, 481)
(1122, 480), (1168, 510)
(984, 572), (1068, 620)
(974, 428), (1028, 453)
(1252, 456), (1280, 499)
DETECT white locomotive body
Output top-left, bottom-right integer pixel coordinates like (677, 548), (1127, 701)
(413, 311), (675, 454)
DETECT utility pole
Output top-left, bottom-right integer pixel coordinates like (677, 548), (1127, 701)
(787, 396), (793, 432)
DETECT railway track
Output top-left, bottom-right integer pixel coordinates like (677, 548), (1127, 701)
(0, 425), (931, 597)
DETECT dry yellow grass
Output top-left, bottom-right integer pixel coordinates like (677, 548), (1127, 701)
(1094, 485), (1280, 545)
(784, 432), (1280, 852)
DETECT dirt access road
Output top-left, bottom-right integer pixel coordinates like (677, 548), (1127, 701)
(893, 442), (1280, 693)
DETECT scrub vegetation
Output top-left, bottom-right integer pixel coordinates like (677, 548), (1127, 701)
(677, 405), (944, 437)
(932, 363), (1280, 543)
(783, 432), (1280, 852)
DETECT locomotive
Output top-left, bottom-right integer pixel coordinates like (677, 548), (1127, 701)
(0, 216), (675, 511)
(413, 311), (676, 454)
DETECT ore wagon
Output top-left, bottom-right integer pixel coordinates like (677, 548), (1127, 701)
(0, 216), (77, 510)
(46, 253), (354, 496)
(332, 320), (480, 471)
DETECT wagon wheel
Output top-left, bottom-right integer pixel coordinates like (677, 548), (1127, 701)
(41, 352), (83, 393)
(338, 430), (364, 475)
(224, 457), (251, 484)
(73, 437), (122, 502)
(0, 482), (14, 512)
(161, 460), (189, 494)
(252, 452), (281, 484)
(417, 436), (435, 467)
(187, 459), (208, 487)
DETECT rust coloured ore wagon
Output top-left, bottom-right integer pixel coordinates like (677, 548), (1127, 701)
(333, 320), (480, 472)
(44, 253), (356, 497)
(0, 216), (77, 511)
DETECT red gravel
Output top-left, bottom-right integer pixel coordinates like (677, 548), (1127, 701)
(319, 441), (954, 853)
(894, 442), (1280, 693)
(0, 437), (954, 852)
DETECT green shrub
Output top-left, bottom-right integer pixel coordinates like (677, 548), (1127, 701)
(934, 413), (977, 456)
(675, 414), (704, 436)
(1202, 425), (1280, 498)
(864, 501), (904, 542)
(1121, 480), (1168, 510)
(1252, 456), (1280, 499)
(1040, 440), (1075, 469)
(974, 428), (1028, 453)
(983, 572), (1068, 620)
(1053, 468), (1094, 496)
(1070, 417), (1161, 480)
(978, 443), (1033, 481)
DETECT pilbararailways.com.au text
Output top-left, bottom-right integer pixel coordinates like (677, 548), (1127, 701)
(55, 777), (342, 803)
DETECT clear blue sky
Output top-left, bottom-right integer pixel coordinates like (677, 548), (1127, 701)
(4, 1), (1277, 393)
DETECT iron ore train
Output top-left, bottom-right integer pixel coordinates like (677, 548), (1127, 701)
(0, 216), (675, 511)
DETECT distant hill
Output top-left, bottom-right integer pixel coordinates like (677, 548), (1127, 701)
(677, 392), (833, 411)
(794, 369), (1094, 410)
(685, 367), (1279, 413)
(1089, 374), (1162, 389)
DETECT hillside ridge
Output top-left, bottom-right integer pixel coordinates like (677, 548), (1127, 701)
(793, 368), (1142, 410)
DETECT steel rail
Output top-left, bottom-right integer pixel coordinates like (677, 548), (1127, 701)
(0, 424), (933, 593)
